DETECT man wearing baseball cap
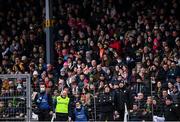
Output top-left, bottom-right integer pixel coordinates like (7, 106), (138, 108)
(164, 96), (180, 121)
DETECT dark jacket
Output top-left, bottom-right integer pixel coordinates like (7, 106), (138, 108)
(170, 91), (180, 104)
(130, 82), (147, 95)
(35, 92), (53, 111)
(72, 106), (89, 121)
(164, 104), (180, 121)
(129, 110), (142, 121)
(114, 88), (127, 111)
(98, 92), (114, 113)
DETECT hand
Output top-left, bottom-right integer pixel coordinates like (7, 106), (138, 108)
(114, 111), (119, 115)
(68, 116), (71, 121)
(49, 111), (53, 115)
(53, 113), (56, 119)
(129, 110), (133, 112)
(116, 114), (120, 118)
(142, 111), (147, 115)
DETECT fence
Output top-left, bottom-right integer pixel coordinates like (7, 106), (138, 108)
(0, 74), (31, 121)
(0, 74), (178, 121)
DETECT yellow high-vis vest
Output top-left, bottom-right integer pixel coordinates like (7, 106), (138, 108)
(56, 96), (70, 113)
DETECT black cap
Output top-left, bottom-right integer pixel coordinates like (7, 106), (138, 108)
(58, 56), (63, 60)
(176, 74), (180, 78)
(114, 80), (119, 85)
(133, 102), (138, 106)
(166, 95), (173, 101)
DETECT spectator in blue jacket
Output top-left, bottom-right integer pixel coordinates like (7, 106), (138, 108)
(73, 101), (89, 122)
(34, 84), (53, 121)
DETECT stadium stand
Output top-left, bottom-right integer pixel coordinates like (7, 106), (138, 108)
(0, 0), (180, 121)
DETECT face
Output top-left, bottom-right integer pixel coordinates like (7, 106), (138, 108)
(115, 66), (119, 71)
(61, 90), (67, 97)
(114, 84), (119, 89)
(39, 58), (44, 64)
(138, 93), (144, 99)
(165, 99), (172, 105)
(157, 82), (161, 87)
(15, 58), (20, 64)
(97, 65), (101, 71)
(77, 68), (82, 74)
(39, 46), (43, 53)
(76, 102), (81, 109)
(47, 64), (52, 71)
(40, 85), (46, 93)
(91, 60), (96, 67)
(89, 77), (93, 81)
(81, 63), (86, 69)
(103, 54), (108, 60)
(147, 96), (152, 104)
(133, 104), (138, 110)
(119, 83), (124, 88)
(153, 100), (157, 105)
(175, 40), (180, 46)
(54, 90), (58, 96)
(168, 82), (173, 89)
(140, 67), (146, 74)
(80, 74), (85, 80)
(0, 101), (4, 108)
(171, 62), (176, 68)
(17, 88), (22, 92)
(176, 77), (180, 82)
(162, 90), (167, 97)
(163, 64), (168, 71)
(104, 87), (110, 93)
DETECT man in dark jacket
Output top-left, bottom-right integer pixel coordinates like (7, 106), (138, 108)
(129, 103), (142, 121)
(164, 96), (180, 121)
(130, 77), (147, 97)
(170, 85), (180, 105)
(34, 84), (53, 121)
(98, 84), (114, 121)
(114, 81), (128, 121)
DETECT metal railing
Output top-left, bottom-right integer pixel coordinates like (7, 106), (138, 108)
(0, 74), (31, 121)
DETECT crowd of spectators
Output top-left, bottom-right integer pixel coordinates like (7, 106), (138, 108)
(0, 78), (26, 120)
(0, 0), (180, 121)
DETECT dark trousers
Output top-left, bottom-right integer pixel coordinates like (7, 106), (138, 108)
(99, 112), (113, 121)
(38, 109), (51, 121)
(55, 113), (68, 121)
(117, 109), (125, 121)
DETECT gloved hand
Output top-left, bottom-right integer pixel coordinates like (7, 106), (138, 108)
(68, 116), (71, 122)
(114, 111), (119, 115)
(49, 111), (53, 115)
(51, 113), (56, 122)
(53, 113), (56, 119)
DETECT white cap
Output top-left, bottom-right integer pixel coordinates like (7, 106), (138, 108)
(21, 56), (27, 61)
(17, 84), (22, 89)
(33, 71), (38, 76)
(175, 37), (179, 42)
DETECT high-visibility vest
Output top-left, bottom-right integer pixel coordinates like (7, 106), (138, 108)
(56, 96), (70, 113)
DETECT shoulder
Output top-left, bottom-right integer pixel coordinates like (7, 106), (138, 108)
(56, 96), (61, 100)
